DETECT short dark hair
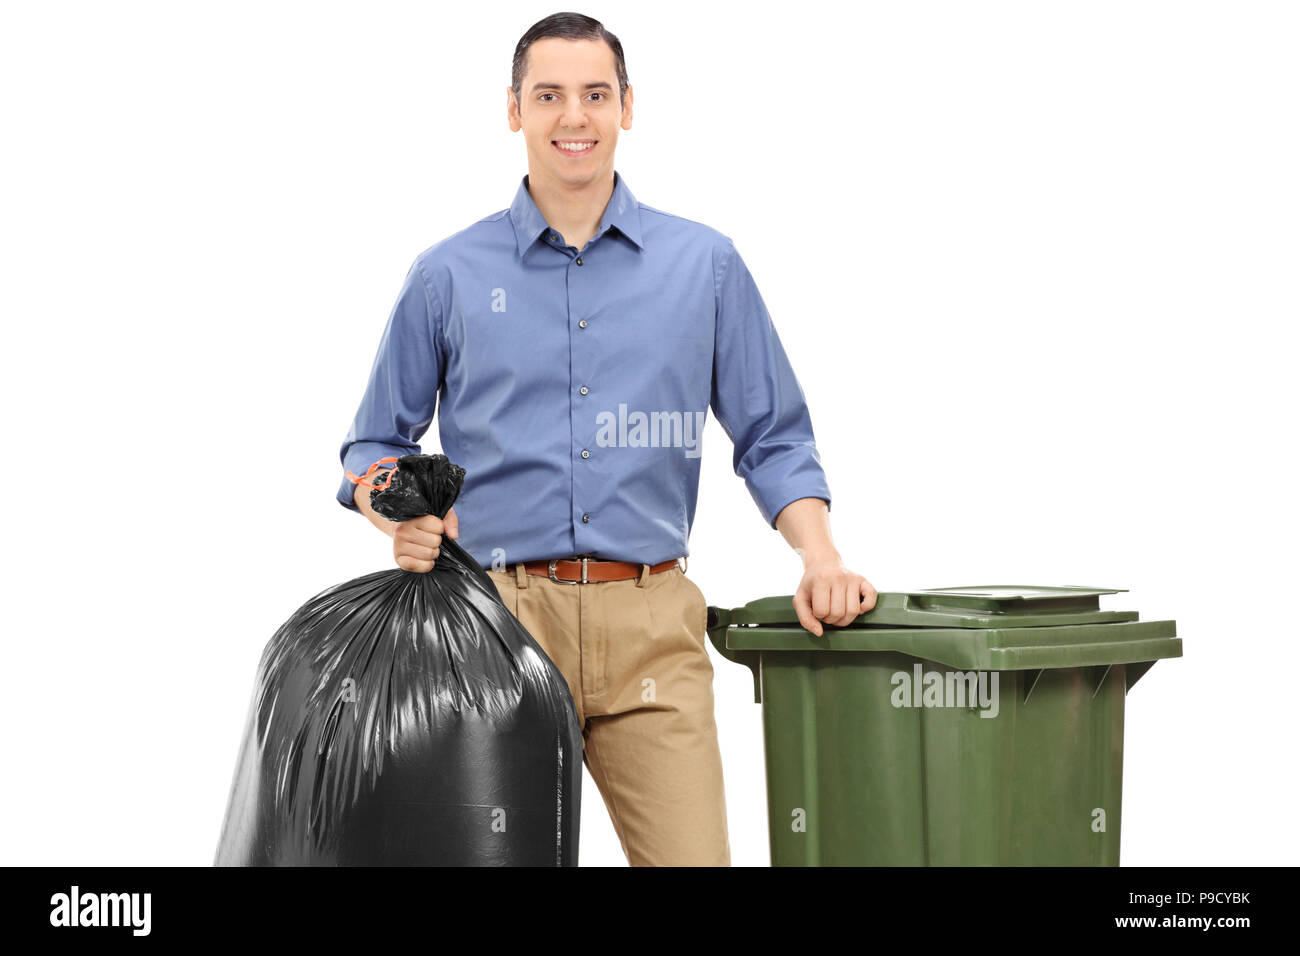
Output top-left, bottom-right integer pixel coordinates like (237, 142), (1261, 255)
(511, 12), (629, 112)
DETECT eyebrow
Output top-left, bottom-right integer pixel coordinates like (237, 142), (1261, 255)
(530, 81), (614, 94)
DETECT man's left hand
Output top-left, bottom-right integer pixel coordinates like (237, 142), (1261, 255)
(793, 552), (878, 637)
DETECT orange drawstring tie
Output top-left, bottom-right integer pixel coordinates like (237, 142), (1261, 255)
(345, 456), (399, 491)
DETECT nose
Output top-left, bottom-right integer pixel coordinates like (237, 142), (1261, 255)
(562, 97), (589, 129)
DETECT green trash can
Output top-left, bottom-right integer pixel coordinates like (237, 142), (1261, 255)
(706, 586), (1180, 866)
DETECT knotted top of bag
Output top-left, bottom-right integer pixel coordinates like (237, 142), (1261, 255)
(347, 454), (466, 522)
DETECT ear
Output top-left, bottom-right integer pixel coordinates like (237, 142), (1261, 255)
(507, 87), (523, 132)
(621, 85), (634, 130)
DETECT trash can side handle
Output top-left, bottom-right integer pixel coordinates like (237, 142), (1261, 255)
(706, 606), (762, 703)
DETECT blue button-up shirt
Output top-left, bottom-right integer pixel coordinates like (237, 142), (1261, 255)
(337, 170), (831, 569)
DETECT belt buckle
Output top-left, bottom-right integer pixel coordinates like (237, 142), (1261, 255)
(548, 556), (587, 584)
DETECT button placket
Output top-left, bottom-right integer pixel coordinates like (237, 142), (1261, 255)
(569, 238), (592, 547)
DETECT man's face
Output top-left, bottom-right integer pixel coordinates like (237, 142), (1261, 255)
(509, 37), (633, 187)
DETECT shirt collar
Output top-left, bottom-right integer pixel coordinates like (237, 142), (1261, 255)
(509, 169), (644, 259)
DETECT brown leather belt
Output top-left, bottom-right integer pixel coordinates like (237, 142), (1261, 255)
(522, 555), (686, 584)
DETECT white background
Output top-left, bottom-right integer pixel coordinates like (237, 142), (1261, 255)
(1, 0), (1296, 866)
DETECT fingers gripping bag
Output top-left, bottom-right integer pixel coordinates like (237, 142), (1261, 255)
(214, 454), (582, 866)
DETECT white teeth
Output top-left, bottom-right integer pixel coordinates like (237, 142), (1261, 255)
(556, 141), (594, 151)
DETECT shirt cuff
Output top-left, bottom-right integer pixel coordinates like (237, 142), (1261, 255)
(761, 487), (832, 531)
(336, 441), (415, 512)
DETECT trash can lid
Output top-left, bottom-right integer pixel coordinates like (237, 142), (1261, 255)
(730, 585), (1140, 629)
(712, 586), (1181, 671)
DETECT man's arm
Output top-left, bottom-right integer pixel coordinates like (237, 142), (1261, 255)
(774, 496), (838, 563)
(336, 256), (444, 512)
(709, 237), (833, 528)
(710, 238), (876, 633)
(337, 256), (457, 570)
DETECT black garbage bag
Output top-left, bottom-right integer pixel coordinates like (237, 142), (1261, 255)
(214, 454), (582, 866)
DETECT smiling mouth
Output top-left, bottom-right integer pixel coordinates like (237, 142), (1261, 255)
(552, 140), (597, 155)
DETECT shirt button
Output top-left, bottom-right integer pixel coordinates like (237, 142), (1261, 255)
(578, 319), (588, 328)
(575, 257), (583, 266)
(582, 513), (590, 523)
(581, 449), (590, 459)
(579, 386), (588, 395)
(548, 231), (557, 242)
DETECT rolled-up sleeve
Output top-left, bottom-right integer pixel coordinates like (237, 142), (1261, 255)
(710, 239), (831, 529)
(336, 256), (444, 512)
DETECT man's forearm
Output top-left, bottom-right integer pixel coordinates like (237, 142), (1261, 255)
(774, 497), (840, 565)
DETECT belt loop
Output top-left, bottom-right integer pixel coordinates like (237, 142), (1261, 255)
(515, 562), (529, 589)
(636, 563), (650, 588)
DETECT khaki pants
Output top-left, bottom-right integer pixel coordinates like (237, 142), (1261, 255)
(486, 562), (731, 867)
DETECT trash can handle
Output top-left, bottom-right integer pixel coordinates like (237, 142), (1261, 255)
(706, 606), (762, 704)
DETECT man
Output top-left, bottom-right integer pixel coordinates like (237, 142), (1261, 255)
(337, 12), (877, 866)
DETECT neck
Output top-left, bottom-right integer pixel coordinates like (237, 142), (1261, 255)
(525, 167), (615, 249)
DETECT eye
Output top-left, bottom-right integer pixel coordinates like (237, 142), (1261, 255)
(589, 92), (604, 102)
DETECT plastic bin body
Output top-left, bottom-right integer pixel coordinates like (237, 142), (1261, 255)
(707, 586), (1180, 867)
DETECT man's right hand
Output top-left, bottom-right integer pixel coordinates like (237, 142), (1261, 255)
(353, 477), (459, 572)
(392, 509), (458, 573)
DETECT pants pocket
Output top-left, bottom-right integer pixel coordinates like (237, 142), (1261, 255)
(677, 570), (709, 647)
